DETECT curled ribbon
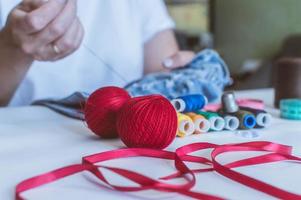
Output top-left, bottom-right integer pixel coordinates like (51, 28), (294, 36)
(16, 141), (301, 200)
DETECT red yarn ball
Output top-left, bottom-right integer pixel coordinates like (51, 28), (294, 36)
(117, 95), (177, 149)
(84, 86), (130, 138)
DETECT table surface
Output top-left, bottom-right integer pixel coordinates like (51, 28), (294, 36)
(1, 88), (301, 200)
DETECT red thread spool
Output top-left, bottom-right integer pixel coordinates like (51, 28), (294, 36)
(117, 95), (177, 149)
(85, 87), (177, 149)
(84, 87), (131, 138)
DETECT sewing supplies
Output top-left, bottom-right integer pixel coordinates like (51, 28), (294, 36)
(240, 106), (272, 128)
(176, 113), (195, 137)
(84, 87), (131, 138)
(222, 92), (239, 113)
(85, 86), (177, 149)
(222, 115), (240, 131)
(221, 92), (256, 129)
(16, 141), (301, 200)
(280, 99), (301, 120)
(125, 49), (232, 101)
(234, 110), (256, 129)
(171, 94), (208, 113)
(197, 111), (225, 131)
(274, 58), (301, 108)
(186, 112), (210, 133)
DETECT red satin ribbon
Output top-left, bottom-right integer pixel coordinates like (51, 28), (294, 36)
(16, 141), (301, 200)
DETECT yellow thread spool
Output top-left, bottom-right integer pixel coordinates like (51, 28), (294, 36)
(186, 112), (211, 133)
(177, 113), (195, 137)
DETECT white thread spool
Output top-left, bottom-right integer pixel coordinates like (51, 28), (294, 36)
(209, 116), (225, 131)
(171, 99), (186, 113)
(224, 116), (239, 131)
(256, 113), (272, 127)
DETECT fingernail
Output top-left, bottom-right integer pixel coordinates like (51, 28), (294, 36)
(163, 58), (174, 68)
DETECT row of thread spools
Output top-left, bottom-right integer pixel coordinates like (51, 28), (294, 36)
(171, 92), (272, 137)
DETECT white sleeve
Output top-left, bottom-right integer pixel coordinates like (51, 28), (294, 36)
(0, 1), (3, 28)
(136, 0), (175, 43)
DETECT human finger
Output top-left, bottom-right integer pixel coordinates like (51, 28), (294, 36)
(163, 51), (196, 69)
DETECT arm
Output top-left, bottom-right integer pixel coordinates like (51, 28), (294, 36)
(0, 0), (84, 106)
(0, 29), (33, 106)
(143, 30), (195, 75)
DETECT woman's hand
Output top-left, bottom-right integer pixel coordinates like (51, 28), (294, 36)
(0, 0), (85, 106)
(163, 51), (195, 69)
(2, 0), (84, 62)
(144, 29), (195, 74)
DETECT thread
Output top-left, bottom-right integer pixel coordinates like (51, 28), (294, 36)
(235, 110), (256, 129)
(83, 44), (128, 83)
(117, 95), (177, 148)
(171, 94), (208, 113)
(240, 107), (272, 128)
(223, 115), (239, 131)
(176, 113), (195, 137)
(85, 87), (177, 149)
(186, 112), (210, 133)
(220, 92), (256, 130)
(197, 111), (225, 131)
(84, 87), (131, 138)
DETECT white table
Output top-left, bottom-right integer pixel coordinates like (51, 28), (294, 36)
(1, 89), (301, 200)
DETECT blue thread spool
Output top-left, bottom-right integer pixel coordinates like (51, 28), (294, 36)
(171, 94), (208, 113)
(237, 110), (257, 129)
(240, 107), (272, 128)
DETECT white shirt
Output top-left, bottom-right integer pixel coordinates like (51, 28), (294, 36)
(0, 0), (174, 106)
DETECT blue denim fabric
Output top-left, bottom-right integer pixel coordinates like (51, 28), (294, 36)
(125, 49), (232, 102)
(33, 49), (232, 119)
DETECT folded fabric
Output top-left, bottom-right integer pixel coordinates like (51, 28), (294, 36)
(125, 49), (232, 101)
(33, 49), (232, 120)
(33, 92), (89, 120)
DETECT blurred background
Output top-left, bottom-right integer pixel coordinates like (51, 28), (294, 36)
(165, 0), (301, 90)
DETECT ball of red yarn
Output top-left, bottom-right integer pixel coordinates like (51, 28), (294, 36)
(117, 95), (178, 149)
(84, 86), (130, 138)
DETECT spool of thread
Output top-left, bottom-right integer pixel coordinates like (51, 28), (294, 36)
(240, 107), (272, 128)
(220, 93), (256, 129)
(186, 112), (210, 133)
(85, 87), (178, 149)
(223, 115), (240, 131)
(171, 94), (208, 113)
(84, 87), (131, 138)
(176, 113), (195, 137)
(234, 110), (257, 129)
(197, 111), (225, 131)
(280, 99), (301, 120)
(222, 92), (239, 113)
(274, 58), (301, 108)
